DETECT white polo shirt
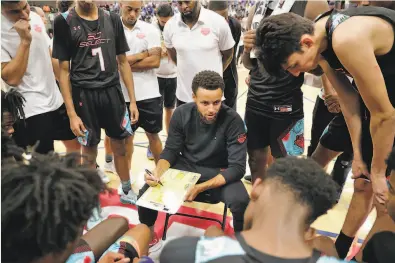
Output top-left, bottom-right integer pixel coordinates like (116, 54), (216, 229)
(120, 19), (161, 102)
(163, 7), (235, 102)
(1, 12), (63, 119)
(153, 22), (177, 79)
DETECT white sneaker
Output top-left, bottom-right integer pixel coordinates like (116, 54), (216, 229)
(97, 168), (110, 184)
(103, 160), (115, 173)
(120, 190), (138, 205)
(117, 171), (136, 195)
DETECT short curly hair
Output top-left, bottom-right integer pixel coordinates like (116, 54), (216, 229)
(265, 157), (338, 225)
(387, 147), (395, 172)
(255, 13), (314, 74)
(191, 70), (225, 95)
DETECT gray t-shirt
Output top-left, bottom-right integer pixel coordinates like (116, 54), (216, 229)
(160, 233), (351, 263)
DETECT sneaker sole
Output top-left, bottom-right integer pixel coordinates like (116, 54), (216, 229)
(120, 196), (137, 205)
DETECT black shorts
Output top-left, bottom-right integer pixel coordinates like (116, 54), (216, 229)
(244, 110), (304, 158)
(127, 97), (163, 134)
(66, 238), (139, 262)
(158, 77), (177, 109)
(13, 104), (75, 154)
(72, 85), (132, 146)
(319, 114), (352, 153)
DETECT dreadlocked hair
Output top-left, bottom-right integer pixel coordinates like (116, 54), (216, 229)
(387, 147), (395, 171)
(1, 88), (26, 121)
(1, 152), (106, 263)
(1, 127), (24, 160)
(255, 13), (314, 75)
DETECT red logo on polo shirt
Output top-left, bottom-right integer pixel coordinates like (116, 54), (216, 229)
(137, 33), (146, 39)
(33, 24), (42, 33)
(201, 28), (210, 36)
(237, 133), (246, 144)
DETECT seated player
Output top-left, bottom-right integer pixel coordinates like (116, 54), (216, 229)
(305, 147), (395, 262)
(159, 157), (350, 263)
(1, 150), (151, 263)
(138, 70), (250, 245)
(255, 7), (395, 260)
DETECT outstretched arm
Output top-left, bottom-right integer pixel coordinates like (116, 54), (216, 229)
(334, 35), (395, 204)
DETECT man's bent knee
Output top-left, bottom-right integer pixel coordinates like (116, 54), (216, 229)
(145, 132), (160, 142)
(110, 138), (127, 156)
(354, 178), (373, 193)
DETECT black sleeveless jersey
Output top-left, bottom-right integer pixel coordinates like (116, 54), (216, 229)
(317, 6), (395, 108)
(52, 8), (129, 89)
(247, 0), (307, 120)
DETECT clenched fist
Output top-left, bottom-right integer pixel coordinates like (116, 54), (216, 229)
(14, 19), (32, 43)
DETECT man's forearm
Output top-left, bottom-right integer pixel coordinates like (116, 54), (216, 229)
(370, 111), (395, 178)
(59, 70), (76, 117)
(127, 52), (147, 66)
(131, 56), (160, 71)
(320, 62), (364, 159)
(242, 51), (254, 70)
(119, 60), (136, 103)
(1, 41), (31, 86)
(155, 159), (171, 177)
(198, 174), (226, 192)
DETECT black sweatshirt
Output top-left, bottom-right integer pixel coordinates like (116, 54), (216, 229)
(160, 103), (247, 183)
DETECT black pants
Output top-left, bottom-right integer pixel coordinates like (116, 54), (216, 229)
(137, 157), (250, 232)
(308, 96), (336, 156)
(308, 96), (352, 191)
(223, 76), (238, 110)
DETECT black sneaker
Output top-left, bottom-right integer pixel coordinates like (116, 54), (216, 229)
(244, 175), (252, 183)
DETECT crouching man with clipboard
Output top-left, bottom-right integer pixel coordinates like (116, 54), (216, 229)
(137, 70), (250, 249)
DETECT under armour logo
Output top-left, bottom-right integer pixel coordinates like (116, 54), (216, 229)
(73, 26), (81, 31)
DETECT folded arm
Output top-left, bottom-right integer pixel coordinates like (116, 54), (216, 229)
(130, 47), (161, 71)
(1, 41), (31, 87)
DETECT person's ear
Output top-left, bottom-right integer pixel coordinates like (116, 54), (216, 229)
(300, 35), (314, 48)
(192, 92), (197, 103)
(250, 178), (262, 201)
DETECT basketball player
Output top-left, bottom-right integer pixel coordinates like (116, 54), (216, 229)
(160, 157), (348, 263)
(255, 7), (395, 261)
(241, 0), (330, 182)
(53, 0), (139, 204)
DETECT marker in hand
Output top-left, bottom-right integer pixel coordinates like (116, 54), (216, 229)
(145, 169), (163, 186)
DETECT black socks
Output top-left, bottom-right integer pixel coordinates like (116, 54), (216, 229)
(335, 231), (355, 259)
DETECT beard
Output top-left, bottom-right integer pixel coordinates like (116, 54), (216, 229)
(181, 11), (193, 21)
(199, 112), (217, 124)
(124, 18), (137, 27)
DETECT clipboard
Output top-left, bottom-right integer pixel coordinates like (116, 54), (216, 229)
(136, 168), (201, 214)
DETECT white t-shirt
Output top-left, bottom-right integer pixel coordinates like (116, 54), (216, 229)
(163, 7), (235, 102)
(1, 12), (63, 119)
(120, 20), (162, 102)
(153, 22), (177, 79)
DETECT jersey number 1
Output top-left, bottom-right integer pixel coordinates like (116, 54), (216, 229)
(92, 47), (105, 71)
